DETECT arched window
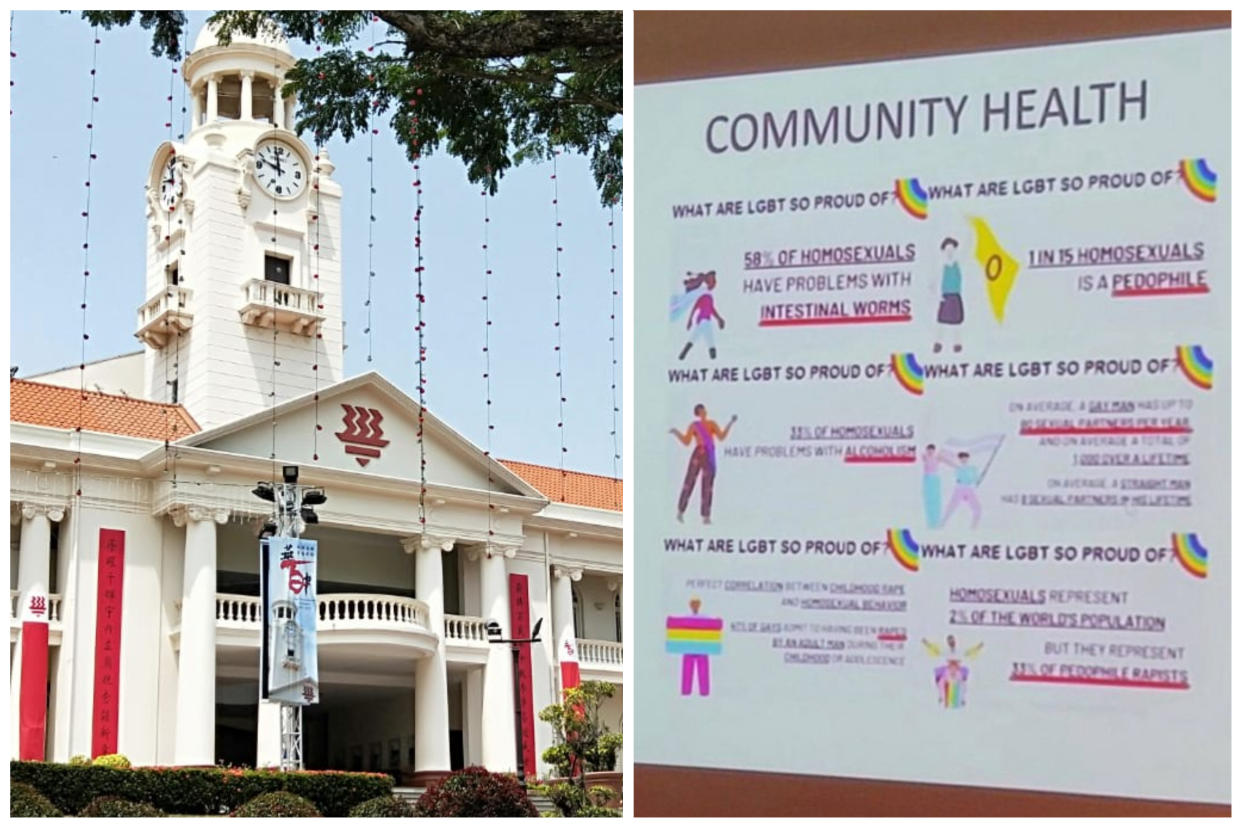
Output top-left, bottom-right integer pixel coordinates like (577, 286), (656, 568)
(571, 586), (584, 639)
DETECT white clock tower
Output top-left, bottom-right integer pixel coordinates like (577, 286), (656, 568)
(136, 22), (344, 430)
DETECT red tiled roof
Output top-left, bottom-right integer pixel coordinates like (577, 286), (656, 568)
(10, 379), (200, 441)
(501, 459), (622, 512)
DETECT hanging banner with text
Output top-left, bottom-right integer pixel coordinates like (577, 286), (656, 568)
(509, 573), (538, 777)
(91, 528), (126, 757)
(260, 537), (320, 705)
(634, 30), (1229, 804)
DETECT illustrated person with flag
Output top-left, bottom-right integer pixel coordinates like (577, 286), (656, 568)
(921, 635), (983, 708)
(666, 597), (722, 696)
(933, 236), (964, 353)
(670, 404), (737, 524)
(671, 270), (726, 360)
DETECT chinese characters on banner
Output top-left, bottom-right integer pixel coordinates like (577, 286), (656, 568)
(260, 537), (320, 705)
(91, 528), (125, 757)
(508, 573), (538, 776)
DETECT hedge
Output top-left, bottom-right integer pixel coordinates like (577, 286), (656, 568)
(348, 795), (416, 817)
(10, 761), (391, 817)
(79, 796), (166, 818)
(11, 782), (63, 817)
(415, 766), (539, 817)
(231, 791), (321, 818)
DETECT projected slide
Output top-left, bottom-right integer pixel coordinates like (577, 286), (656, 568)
(635, 31), (1229, 804)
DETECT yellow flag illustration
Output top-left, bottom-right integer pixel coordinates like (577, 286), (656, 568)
(969, 216), (1019, 323)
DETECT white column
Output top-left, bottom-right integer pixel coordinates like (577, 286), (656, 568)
(239, 71), (254, 121)
(272, 77), (285, 129)
(405, 535), (452, 777)
(284, 97), (295, 131)
(205, 74), (219, 122)
(255, 700), (282, 768)
(10, 502), (63, 759)
(190, 85), (203, 127)
(479, 546), (516, 772)
(173, 506), (227, 765)
(551, 566), (581, 693)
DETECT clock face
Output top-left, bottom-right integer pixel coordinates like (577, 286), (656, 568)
(254, 140), (306, 199)
(159, 155), (182, 211)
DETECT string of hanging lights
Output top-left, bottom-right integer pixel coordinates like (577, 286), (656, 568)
(482, 169), (496, 540)
(411, 86), (428, 525)
(609, 197), (621, 508)
(365, 14), (378, 365)
(75, 25), (101, 499)
(552, 151), (568, 502)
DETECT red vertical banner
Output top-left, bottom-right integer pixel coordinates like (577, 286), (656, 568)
(508, 573), (537, 777)
(92, 528), (125, 757)
(18, 593), (50, 760)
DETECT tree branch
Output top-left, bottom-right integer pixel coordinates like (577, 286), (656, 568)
(375, 10), (621, 59)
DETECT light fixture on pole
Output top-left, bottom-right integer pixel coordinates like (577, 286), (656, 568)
(486, 616), (544, 788)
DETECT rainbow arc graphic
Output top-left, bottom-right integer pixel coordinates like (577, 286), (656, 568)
(1175, 345), (1213, 390)
(887, 528), (920, 572)
(895, 178), (929, 220)
(1179, 158), (1218, 203)
(891, 352), (925, 395)
(1171, 533), (1208, 579)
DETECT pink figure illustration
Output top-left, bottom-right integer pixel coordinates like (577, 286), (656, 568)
(670, 405), (737, 524)
(941, 450), (982, 529)
(666, 597), (722, 697)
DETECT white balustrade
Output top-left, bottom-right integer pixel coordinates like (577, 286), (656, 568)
(444, 614), (489, 643)
(216, 593), (262, 625)
(10, 590), (62, 625)
(576, 638), (624, 667)
(213, 592), (430, 633)
(135, 285), (193, 347)
(239, 279), (324, 337)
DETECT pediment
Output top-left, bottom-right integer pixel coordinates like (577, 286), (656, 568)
(180, 372), (536, 498)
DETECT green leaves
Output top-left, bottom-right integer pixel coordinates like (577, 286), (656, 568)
(81, 10), (622, 205)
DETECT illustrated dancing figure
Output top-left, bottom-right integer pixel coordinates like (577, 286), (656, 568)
(670, 404), (736, 524)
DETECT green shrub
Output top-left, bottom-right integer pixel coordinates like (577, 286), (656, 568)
(231, 791), (321, 818)
(79, 796), (165, 817)
(536, 781), (619, 818)
(10, 761), (391, 817)
(347, 795), (415, 817)
(68, 755), (91, 767)
(91, 754), (132, 769)
(11, 782), (62, 817)
(415, 766), (538, 817)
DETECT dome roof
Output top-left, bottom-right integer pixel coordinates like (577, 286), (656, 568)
(192, 19), (291, 55)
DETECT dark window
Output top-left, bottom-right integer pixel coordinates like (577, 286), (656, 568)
(615, 593), (622, 642)
(168, 378), (179, 404)
(165, 261), (179, 286)
(265, 254), (291, 285)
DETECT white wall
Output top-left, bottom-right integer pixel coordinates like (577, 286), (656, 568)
(576, 574), (622, 643)
(54, 502), (170, 764)
(25, 352), (146, 399)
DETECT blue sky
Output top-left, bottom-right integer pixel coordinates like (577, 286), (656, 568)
(9, 10), (623, 478)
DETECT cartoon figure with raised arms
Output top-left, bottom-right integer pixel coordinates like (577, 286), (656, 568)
(670, 404), (737, 524)
(921, 634), (983, 709)
(671, 270), (726, 360)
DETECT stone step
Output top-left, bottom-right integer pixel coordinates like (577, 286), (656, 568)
(392, 786), (557, 814)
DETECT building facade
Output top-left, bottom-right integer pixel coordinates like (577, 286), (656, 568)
(10, 23), (621, 784)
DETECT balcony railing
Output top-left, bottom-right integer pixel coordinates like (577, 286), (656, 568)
(444, 614), (490, 644)
(239, 278), (324, 336)
(136, 285), (193, 348)
(215, 592), (430, 634)
(9, 590), (63, 625)
(577, 638), (624, 668)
